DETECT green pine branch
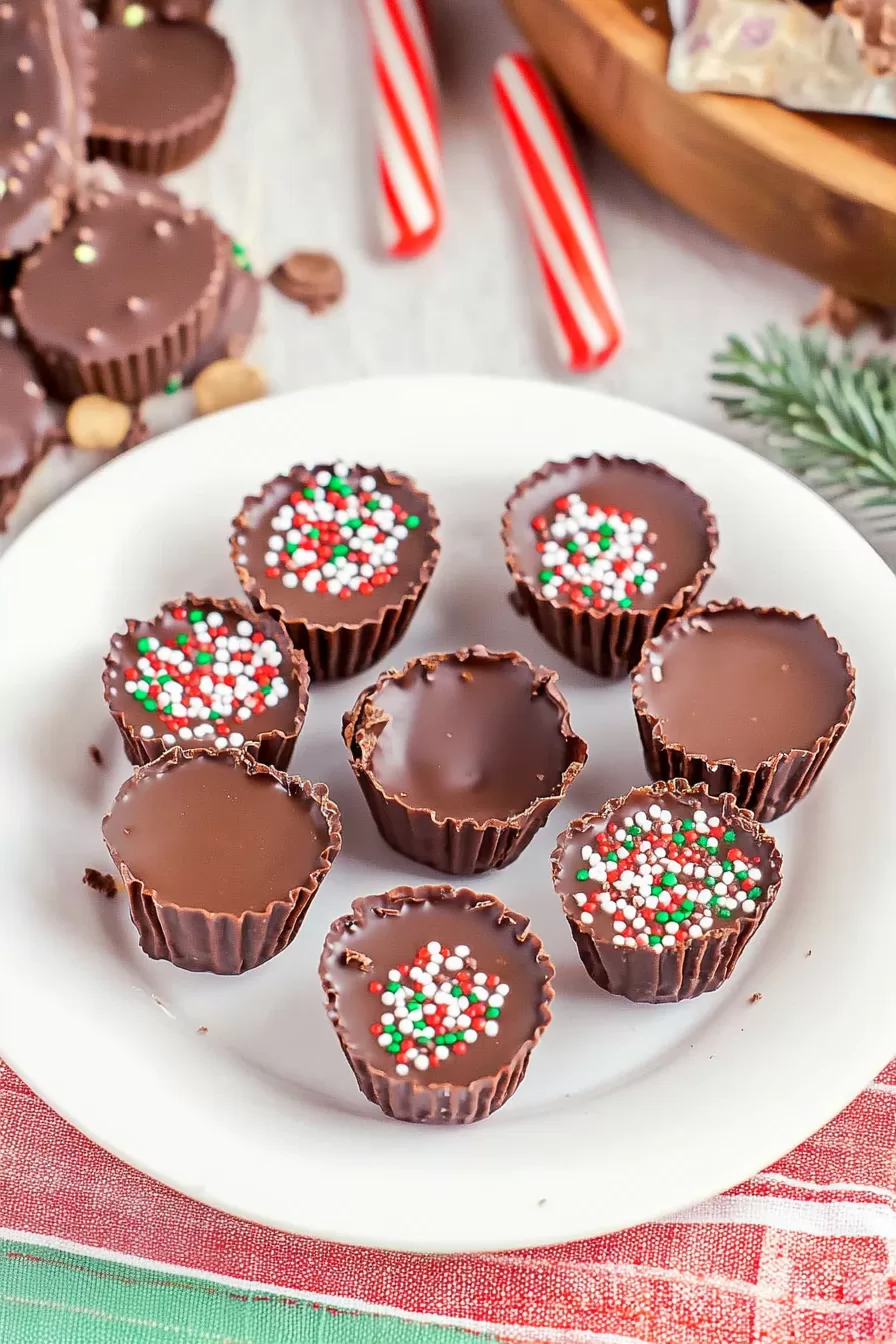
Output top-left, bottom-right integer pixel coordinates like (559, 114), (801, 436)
(711, 325), (896, 527)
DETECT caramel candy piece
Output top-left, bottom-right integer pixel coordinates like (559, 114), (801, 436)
(193, 358), (267, 415)
(66, 395), (133, 450)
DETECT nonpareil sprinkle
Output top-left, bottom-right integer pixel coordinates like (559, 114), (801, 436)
(367, 942), (509, 1077)
(570, 803), (767, 952)
(262, 463), (419, 600)
(121, 610), (290, 749)
(531, 492), (664, 611)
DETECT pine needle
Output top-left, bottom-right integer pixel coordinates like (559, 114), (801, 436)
(712, 326), (896, 527)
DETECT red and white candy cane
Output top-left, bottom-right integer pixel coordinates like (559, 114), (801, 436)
(362, 0), (444, 258)
(493, 52), (623, 372)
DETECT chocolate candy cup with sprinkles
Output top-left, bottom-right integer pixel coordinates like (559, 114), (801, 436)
(88, 19), (235, 175)
(631, 600), (856, 822)
(230, 462), (441, 681)
(11, 171), (228, 402)
(103, 593), (310, 771)
(501, 454), (718, 679)
(552, 780), (783, 1003)
(103, 748), (342, 974)
(319, 885), (555, 1124)
(343, 646), (588, 874)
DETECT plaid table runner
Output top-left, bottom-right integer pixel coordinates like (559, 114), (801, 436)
(2, 1059), (895, 1343)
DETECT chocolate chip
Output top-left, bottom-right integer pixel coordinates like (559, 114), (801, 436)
(82, 867), (118, 898)
(268, 251), (344, 315)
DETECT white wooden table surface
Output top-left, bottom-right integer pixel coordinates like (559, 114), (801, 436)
(4, 0), (890, 564)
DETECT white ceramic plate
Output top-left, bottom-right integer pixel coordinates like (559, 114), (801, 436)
(1, 377), (894, 1253)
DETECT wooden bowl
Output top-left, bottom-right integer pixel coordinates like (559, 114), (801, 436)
(502, 0), (896, 304)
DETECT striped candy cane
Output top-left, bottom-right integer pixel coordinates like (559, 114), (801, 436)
(362, 0), (444, 258)
(493, 53), (623, 372)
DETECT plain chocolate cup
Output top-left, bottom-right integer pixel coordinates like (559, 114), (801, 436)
(230, 466), (441, 682)
(12, 192), (229, 403)
(552, 779), (783, 1003)
(631, 600), (856, 822)
(88, 22), (236, 175)
(102, 593), (311, 771)
(320, 885), (555, 1124)
(103, 748), (342, 974)
(343, 646), (588, 875)
(501, 454), (718, 679)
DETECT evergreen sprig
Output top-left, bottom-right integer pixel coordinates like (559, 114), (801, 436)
(712, 325), (896, 526)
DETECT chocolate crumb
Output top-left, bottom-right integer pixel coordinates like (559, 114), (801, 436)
(748, 992), (762, 1004)
(806, 949), (812, 957)
(88, 744), (103, 766)
(83, 867), (118, 898)
(269, 250), (344, 314)
(197, 1026), (208, 1035)
(344, 948), (373, 971)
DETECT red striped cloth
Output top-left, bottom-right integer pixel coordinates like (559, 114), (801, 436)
(2, 1057), (895, 1342)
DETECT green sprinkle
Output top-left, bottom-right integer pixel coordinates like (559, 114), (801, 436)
(386, 1042), (401, 1053)
(435, 1035), (445, 1045)
(143, 698), (156, 713)
(123, 3), (146, 25)
(598, 537), (611, 552)
(285, 543), (298, 555)
(618, 597), (632, 609)
(671, 911), (687, 923)
(347, 517), (363, 530)
(386, 981), (400, 994)
(208, 710), (220, 721)
(157, 673), (170, 685)
(176, 632), (189, 646)
(661, 872), (677, 888)
(681, 899), (695, 913)
(655, 911), (670, 924)
(486, 1007), (500, 1019)
(724, 829), (737, 842)
(565, 541), (578, 553)
(303, 487), (316, 499)
(681, 819), (695, 831)
(628, 825), (641, 836)
(413, 991), (426, 1003)
(136, 637), (151, 654)
(623, 840), (634, 851)
(599, 522), (614, 537)
(648, 935), (662, 945)
(261, 683), (275, 695)
(307, 527), (319, 539)
(606, 851), (617, 862)
(651, 884), (663, 896)
(451, 984), (463, 997)
(722, 860), (733, 872)
(581, 586), (593, 597)
(634, 575), (645, 586)
(133, 687), (147, 701)
(73, 243), (97, 264)
(332, 544), (349, 557)
(718, 909), (732, 919)
(576, 869), (589, 882)
(195, 651), (213, 665)
(750, 886), (763, 899)
(697, 836), (709, 848)
(444, 1033), (457, 1044)
(231, 240), (252, 273)
(672, 832), (684, 844)
(188, 610), (203, 623)
(539, 570), (553, 583)
(164, 373), (183, 395)
(406, 515), (421, 529)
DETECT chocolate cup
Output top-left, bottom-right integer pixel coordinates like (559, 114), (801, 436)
(0, 437), (53, 531)
(552, 779), (783, 1003)
(230, 466), (441, 682)
(88, 21), (236, 175)
(343, 647), (588, 875)
(102, 593), (310, 771)
(501, 454), (718, 679)
(631, 600), (856, 822)
(319, 885), (555, 1124)
(103, 748), (342, 974)
(12, 180), (229, 403)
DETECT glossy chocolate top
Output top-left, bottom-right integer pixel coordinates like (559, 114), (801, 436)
(93, 20), (233, 134)
(13, 182), (223, 360)
(233, 462), (439, 626)
(505, 455), (715, 613)
(321, 887), (553, 1086)
(104, 752), (332, 915)
(0, 333), (56, 478)
(0, 0), (89, 257)
(104, 597), (306, 750)
(350, 649), (579, 823)
(634, 605), (853, 770)
(554, 785), (781, 949)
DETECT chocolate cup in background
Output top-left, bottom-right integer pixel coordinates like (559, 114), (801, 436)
(103, 593), (311, 770)
(501, 454), (718, 680)
(319, 885), (555, 1124)
(0, 333), (62, 530)
(180, 253), (261, 383)
(343, 646), (588, 875)
(0, 0), (93, 260)
(552, 779), (783, 1004)
(103, 748), (342, 974)
(11, 178), (228, 402)
(230, 465), (441, 682)
(631, 600), (856, 822)
(89, 2), (215, 27)
(88, 21), (236, 175)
